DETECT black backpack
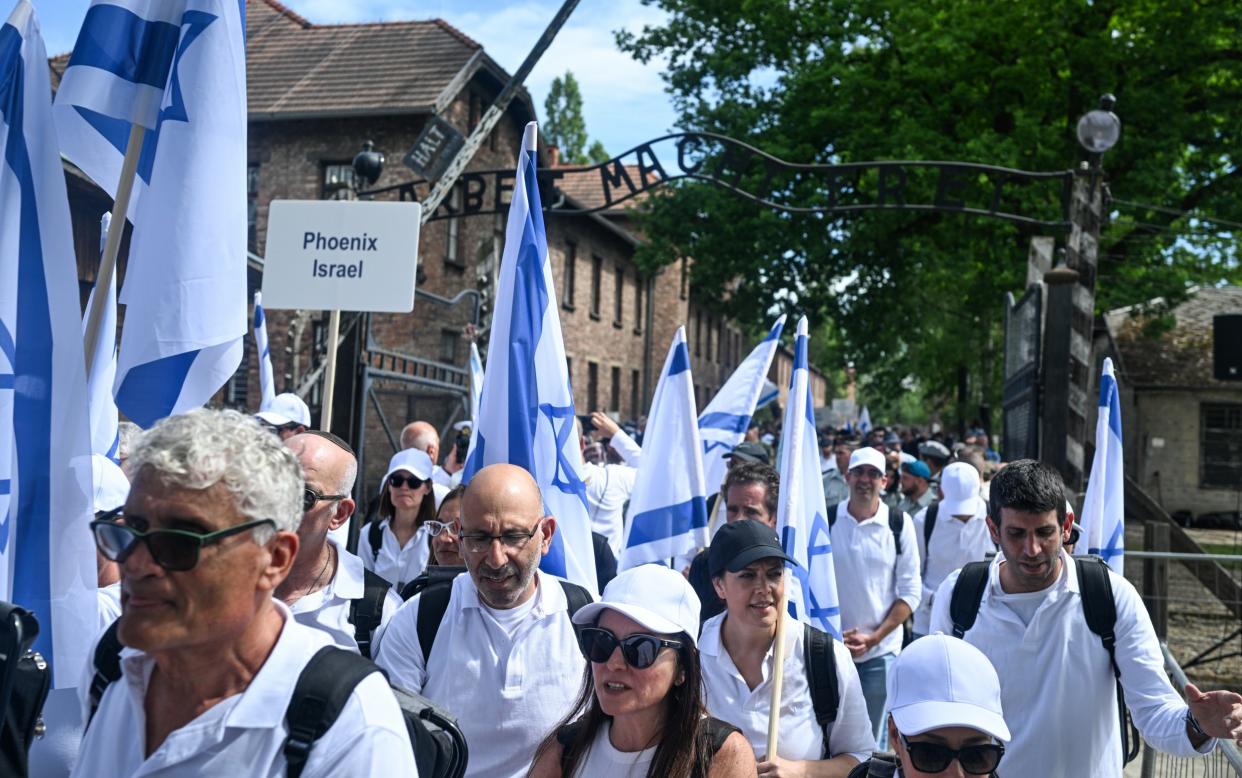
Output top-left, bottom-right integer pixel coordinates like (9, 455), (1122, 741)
(0, 602), (50, 778)
(399, 566), (592, 662)
(921, 503), (940, 574)
(828, 503), (905, 554)
(948, 555), (1141, 765)
(802, 623), (840, 756)
(349, 568), (394, 659)
(86, 621), (468, 778)
(367, 520), (384, 564)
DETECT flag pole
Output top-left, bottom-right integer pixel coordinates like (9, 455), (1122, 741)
(83, 123), (145, 375)
(320, 309), (341, 431)
(765, 568), (792, 759)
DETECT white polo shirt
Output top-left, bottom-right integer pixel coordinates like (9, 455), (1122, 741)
(930, 551), (1214, 777)
(911, 503), (994, 634)
(358, 519), (432, 592)
(73, 600), (416, 777)
(375, 570), (587, 778)
(699, 613), (875, 763)
(582, 461), (637, 556)
(290, 537), (403, 654)
(829, 501), (922, 662)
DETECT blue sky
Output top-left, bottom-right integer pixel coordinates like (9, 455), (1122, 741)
(31, 0), (679, 160)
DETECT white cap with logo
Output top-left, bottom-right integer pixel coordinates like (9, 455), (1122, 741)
(255, 392), (311, 428)
(572, 564), (701, 645)
(887, 634), (1010, 741)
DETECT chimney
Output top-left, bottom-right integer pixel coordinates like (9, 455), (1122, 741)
(547, 144), (560, 167)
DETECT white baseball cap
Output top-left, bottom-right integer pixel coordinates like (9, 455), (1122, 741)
(848, 446), (887, 474)
(91, 454), (130, 514)
(887, 634), (1010, 742)
(572, 564), (701, 645)
(379, 448), (434, 492)
(255, 392), (311, 428)
(940, 462), (985, 517)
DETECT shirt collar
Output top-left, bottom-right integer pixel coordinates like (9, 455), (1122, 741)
(327, 536), (364, 600)
(458, 569), (565, 619)
(988, 548), (1075, 599)
(847, 501), (888, 525)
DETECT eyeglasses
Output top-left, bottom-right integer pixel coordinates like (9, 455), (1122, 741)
(90, 509), (276, 572)
(388, 473), (428, 490)
(303, 488), (347, 513)
(424, 520), (459, 538)
(458, 525), (541, 554)
(899, 734), (1005, 775)
(578, 627), (682, 670)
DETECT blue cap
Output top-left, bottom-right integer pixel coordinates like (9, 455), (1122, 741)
(902, 460), (932, 480)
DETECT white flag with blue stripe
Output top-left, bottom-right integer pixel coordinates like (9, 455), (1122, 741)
(620, 327), (709, 569)
(698, 315), (785, 494)
(1079, 357), (1125, 574)
(55, 0), (247, 428)
(776, 317), (841, 638)
(1, 0), (98, 687)
(83, 211), (120, 461)
(462, 122), (596, 594)
(468, 341), (483, 423)
(858, 406), (872, 436)
(253, 291), (275, 411)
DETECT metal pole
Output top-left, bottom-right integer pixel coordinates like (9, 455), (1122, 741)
(321, 309), (341, 431)
(419, 0), (582, 223)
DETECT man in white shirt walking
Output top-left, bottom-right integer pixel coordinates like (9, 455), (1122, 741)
(931, 459), (1242, 776)
(829, 446), (922, 749)
(78, 409), (415, 777)
(577, 412), (639, 556)
(278, 431), (401, 657)
(376, 463), (590, 778)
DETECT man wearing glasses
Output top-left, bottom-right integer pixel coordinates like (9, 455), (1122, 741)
(277, 431), (402, 657)
(376, 463), (591, 778)
(79, 410), (415, 776)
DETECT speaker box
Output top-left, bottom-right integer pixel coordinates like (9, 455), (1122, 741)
(1215, 315), (1242, 380)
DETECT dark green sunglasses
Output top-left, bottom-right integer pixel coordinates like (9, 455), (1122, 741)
(90, 507), (276, 572)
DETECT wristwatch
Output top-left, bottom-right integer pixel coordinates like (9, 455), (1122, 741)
(1186, 709), (1209, 740)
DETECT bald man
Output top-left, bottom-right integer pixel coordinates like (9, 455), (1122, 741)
(399, 419), (454, 502)
(376, 464), (592, 778)
(278, 431), (401, 657)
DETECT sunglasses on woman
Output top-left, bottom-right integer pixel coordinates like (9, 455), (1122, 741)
(577, 627), (682, 670)
(899, 734), (1004, 775)
(90, 508), (276, 572)
(388, 473), (427, 489)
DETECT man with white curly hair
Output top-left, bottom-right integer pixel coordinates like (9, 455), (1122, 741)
(75, 409), (417, 777)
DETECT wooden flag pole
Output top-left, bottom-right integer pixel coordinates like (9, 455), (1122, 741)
(765, 567), (792, 760)
(83, 123), (145, 376)
(319, 309), (341, 431)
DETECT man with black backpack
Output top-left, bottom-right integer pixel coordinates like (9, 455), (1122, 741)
(376, 463), (592, 778)
(278, 432), (402, 658)
(930, 459), (1242, 776)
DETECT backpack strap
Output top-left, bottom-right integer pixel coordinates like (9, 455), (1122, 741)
(1075, 556), (1139, 764)
(348, 569), (392, 660)
(283, 646), (378, 778)
(86, 619), (123, 728)
(803, 623), (839, 756)
(888, 509), (904, 555)
(415, 574), (458, 665)
(367, 521), (384, 564)
(922, 503), (940, 575)
(948, 561), (991, 638)
(828, 503), (838, 528)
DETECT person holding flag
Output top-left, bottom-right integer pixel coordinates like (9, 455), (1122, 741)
(1078, 356), (1125, 573)
(619, 327), (709, 570)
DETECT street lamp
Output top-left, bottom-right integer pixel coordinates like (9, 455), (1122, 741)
(352, 140), (385, 188)
(1076, 94), (1121, 155)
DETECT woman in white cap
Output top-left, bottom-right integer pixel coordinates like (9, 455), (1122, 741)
(848, 635), (1009, 777)
(701, 519), (876, 777)
(357, 448), (437, 591)
(529, 565), (756, 777)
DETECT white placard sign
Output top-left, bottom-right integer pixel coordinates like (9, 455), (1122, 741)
(261, 199), (421, 312)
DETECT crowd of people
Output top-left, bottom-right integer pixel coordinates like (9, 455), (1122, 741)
(56, 396), (1242, 777)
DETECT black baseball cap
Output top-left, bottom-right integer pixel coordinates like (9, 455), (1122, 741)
(708, 519), (797, 577)
(724, 441), (770, 465)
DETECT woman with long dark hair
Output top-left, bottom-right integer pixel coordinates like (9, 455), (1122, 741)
(358, 448), (437, 591)
(529, 565), (755, 778)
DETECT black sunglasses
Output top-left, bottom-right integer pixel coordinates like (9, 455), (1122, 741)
(303, 488), (347, 513)
(388, 473), (427, 490)
(578, 627), (682, 670)
(90, 508), (276, 572)
(900, 734), (1004, 775)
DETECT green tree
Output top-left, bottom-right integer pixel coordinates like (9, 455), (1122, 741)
(544, 71), (610, 164)
(618, 0), (1242, 427)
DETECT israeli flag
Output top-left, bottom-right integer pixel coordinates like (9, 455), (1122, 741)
(468, 341), (484, 423)
(776, 317), (842, 638)
(83, 211), (120, 461)
(253, 291), (275, 411)
(620, 328), (709, 569)
(1079, 357), (1125, 573)
(698, 315), (785, 494)
(755, 378), (779, 410)
(1, 0), (99, 686)
(858, 406), (872, 436)
(55, 0), (247, 428)
(462, 122), (596, 593)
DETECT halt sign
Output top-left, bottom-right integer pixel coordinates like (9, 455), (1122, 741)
(261, 200), (421, 312)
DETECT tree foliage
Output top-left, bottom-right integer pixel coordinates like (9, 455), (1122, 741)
(544, 71), (609, 164)
(617, 0), (1242, 426)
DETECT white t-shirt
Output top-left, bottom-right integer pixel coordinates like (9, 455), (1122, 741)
(480, 592), (538, 640)
(571, 722), (656, 778)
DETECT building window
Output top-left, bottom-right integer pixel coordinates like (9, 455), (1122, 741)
(630, 369), (641, 418)
(439, 329), (458, 363)
(590, 255), (603, 319)
(633, 274), (643, 332)
(247, 164), (259, 252)
(445, 184), (463, 268)
(610, 366), (621, 412)
(322, 162), (357, 199)
(562, 243), (576, 309)
(587, 362), (599, 412)
(1201, 403), (1242, 488)
(614, 267), (624, 327)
